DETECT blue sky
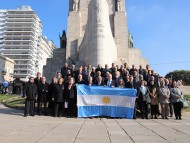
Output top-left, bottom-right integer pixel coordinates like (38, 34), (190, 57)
(1, 0), (190, 76)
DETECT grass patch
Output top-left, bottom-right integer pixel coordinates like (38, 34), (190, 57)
(5, 97), (25, 110)
(0, 94), (24, 110)
(0, 94), (17, 102)
(184, 95), (190, 100)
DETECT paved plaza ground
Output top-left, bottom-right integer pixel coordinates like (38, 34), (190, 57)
(0, 103), (190, 143)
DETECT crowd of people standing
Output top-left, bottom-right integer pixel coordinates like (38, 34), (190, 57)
(23, 63), (184, 120)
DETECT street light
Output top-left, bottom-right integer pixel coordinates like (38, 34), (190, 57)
(171, 74), (173, 81)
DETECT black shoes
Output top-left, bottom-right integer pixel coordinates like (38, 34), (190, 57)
(176, 116), (182, 120)
(24, 114), (28, 117)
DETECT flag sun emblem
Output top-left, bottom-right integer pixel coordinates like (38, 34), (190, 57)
(103, 97), (110, 104)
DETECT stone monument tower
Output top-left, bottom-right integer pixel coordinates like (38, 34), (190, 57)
(43, 0), (147, 82)
(79, 0), (118, 66)
(66, 0), (147, 67)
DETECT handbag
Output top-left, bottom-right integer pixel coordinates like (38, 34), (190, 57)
(182, 98), (189, 108)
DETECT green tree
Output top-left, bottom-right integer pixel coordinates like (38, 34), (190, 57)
(165, 70), (190, 85)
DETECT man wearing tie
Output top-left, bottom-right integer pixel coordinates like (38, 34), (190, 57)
(96, 76), (104, 86)
(113, 71), (123, 87)
(125, 75), (137, 89)
(105, 74), (115, 87)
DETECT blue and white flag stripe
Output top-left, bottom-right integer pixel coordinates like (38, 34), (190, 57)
(77, 85), (137, 119)
(77, 95), (136, 108)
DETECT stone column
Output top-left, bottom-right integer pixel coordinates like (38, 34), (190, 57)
(79, 0), (117, 67)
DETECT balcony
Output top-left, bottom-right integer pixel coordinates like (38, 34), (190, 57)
(2, 53), (34, 57)
(7, 13), (36, 18)
(6, 17), (36, 22)
(4, 43), (36, 47)
(15, 63), (34, 67)
(2, 48), (36, 54)
(3, 39), (36, 44)
(13, 72), (32, 76)
(4, 30), (36, 35)
(4, 34), (35, 38)
(6, 22), (35, 27)
(10, 58), (34, 61)
(14, 68), (34, 71)
(6, 26), (36, 31)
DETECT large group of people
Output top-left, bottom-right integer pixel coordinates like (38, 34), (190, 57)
(23, 63), (184, 120)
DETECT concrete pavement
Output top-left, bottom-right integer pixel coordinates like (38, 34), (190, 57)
(0, 103), (190, 143)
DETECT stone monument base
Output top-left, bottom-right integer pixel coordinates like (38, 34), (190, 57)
(43, 48), (66, 83)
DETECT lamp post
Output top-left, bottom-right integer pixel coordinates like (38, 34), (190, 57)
(171, 74), (173, 81)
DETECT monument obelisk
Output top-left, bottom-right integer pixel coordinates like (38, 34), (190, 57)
(43, 0), (148, 82)
(79, 0), (117, 66)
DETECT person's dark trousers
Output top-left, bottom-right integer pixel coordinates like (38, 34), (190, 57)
(34, 99), (36, 114)
(16, 87), (21, 95)
(173, 102), (182, 119)
(3, 87), (8, 94)
(133, 100), (138, 119)
(169, 103), (174, 117)
(37, 101), (47, 115)
(151, 104), (158, 118)
(48, 100), (54, 116)
(139, 101), (148, 119)
(16, 87), (19, 95)
(54, 102), (63, 117)
(68, 99), (77, 118)
(63, 107), (68, 117)
(24, 99), (35, 116)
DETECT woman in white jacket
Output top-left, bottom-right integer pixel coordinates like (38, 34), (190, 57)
(170, 81), (183, 120)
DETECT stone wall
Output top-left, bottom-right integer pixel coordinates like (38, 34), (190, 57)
(43, 48), (66, 83)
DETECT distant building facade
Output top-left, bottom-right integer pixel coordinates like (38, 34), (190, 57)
(37, 36), (57, 74)
(0, 6), (57, 81)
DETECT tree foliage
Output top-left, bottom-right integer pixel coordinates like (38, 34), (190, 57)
(165, 70), (190, 85)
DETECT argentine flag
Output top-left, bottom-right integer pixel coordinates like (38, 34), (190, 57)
(77, 85), (137, 119)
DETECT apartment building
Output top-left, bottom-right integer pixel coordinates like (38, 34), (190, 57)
(0, 6), (56, 81)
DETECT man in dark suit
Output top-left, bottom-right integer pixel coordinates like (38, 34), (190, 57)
(110, 63), (116, 74)
(37, 77), (49, 115)
(139, 65), (144, 75)
(61, 63), (70, 79)
(125, 75), (137, 89)
(137, 80), (150, 119)
(75, 67), (83, 83)
(96, 76), (104, 86)
(87, 76), (96, 86)
(95, 71), (104, 84)
(70, 64), (76, 77)
(104, 74), (115, 87)
(129, 64), (136, 75)
(34, 72), (41, 87)
(65, 77), (77, 118)
(84, 69), (92, 83)
(23, 77), (38, 117)
(95, 64), (103, 74)
(34, 72), (41, 113)
(102, 64), (111, 78)
(53, 78), (64, 117)
(113, 71), (123, 87)
(77, 74), (86, 84)
(125, 75), (138, 119)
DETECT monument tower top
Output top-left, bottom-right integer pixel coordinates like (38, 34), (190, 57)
(43, 0), (148, 82)
(66, 0), (147, 67)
